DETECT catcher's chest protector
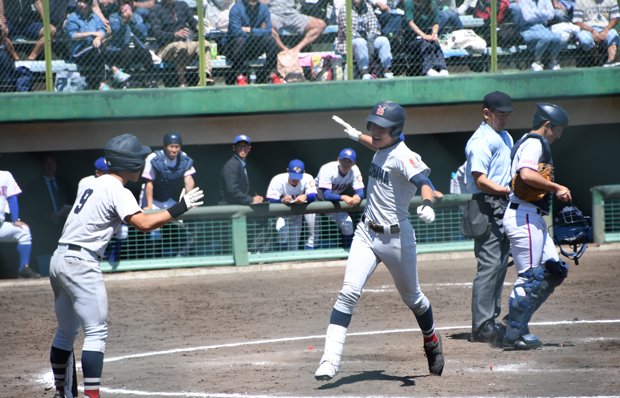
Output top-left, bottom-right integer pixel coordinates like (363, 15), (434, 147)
(510, 133), (554, 210)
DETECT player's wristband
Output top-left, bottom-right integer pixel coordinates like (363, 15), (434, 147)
(167, 200), (188, 219)
(421, 199), (433, 208)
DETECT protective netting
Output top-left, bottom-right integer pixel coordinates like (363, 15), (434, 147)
(0, 0), (616, 91)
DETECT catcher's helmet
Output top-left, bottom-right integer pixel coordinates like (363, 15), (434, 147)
(164, 132), (183, 146)
(553, 204), (592, 265)
(104, 133), (151, 172)
(532, 103), (569, 129)
(366, 101), (406, 137)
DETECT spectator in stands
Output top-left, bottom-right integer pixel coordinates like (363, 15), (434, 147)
(65, 0), (112, 90)
(403, 0), (450, 76)
(369, 0), (406, 45)
(224, 0), (280, 85)
(93, 0), (120, 31)
(436, 0), (464, 35)
(269, 0), (327, 53)
(573, 0), (619, 67)
(266, 159), (319, 251)
(4, 0), (66, 61)
(108, 0), (156, 86)
(552, 0), (575, 23)
(517, 0), (564, 71)
(204, 0), (235, 32)
(0, 0), (20, 61)
(456, 0), (509, 43)
(67, 0), (134, 89)
(150, 0), (214, 87)
(335, 0), (394, 79)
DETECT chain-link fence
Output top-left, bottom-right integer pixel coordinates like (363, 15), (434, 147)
(0, 0), (617, 92)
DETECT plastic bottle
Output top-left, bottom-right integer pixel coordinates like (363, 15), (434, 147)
(210, 42), (218, 60)
(249, 72), (257, 84)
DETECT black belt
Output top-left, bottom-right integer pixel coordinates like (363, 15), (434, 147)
(509, 202), (543, 215)
(362, 215), (400, 234)
(68, 244), (83, 252)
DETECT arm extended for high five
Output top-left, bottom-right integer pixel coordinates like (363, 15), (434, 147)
(332, 115), (376, 151)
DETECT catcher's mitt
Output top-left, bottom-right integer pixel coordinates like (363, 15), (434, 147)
(511, 163), (554, 202)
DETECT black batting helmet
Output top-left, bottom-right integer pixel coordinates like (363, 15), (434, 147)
(164, 132), (183, 146)
(104, 133), (151, 172)
(552, 204), (592, 265)
(366, 101), (406, 137)
(532, 103), (569, 129)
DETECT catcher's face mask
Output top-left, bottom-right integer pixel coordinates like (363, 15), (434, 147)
(553, 204), (592, 265)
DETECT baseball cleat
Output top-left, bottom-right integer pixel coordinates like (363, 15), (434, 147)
(500, 333), (542, 350)
(18, 265), (41, 279)
(424, 333), (444, 376)
(314, 360), (339, 381)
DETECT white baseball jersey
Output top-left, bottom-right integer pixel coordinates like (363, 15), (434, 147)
(266, 172), (317, 201)
(0, 170), (22, 224)
(316, 161), (364, 194)
(59, 174), (142, 258)
(365, 141), (430, 225)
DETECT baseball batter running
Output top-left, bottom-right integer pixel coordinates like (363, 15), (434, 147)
(500, 103), (572, 350)
(47, 134), (204, 398)
(314, 101), (444, 381)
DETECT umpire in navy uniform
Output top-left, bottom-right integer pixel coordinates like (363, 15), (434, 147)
(463, 91), (514, 343)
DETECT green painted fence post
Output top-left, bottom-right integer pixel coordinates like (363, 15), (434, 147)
(231, 216), (249, 266)
(591, 187), (605, 244)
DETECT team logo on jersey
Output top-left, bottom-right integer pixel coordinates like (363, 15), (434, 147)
(376, 105), (386, 117)
(369, 162), (389, 184)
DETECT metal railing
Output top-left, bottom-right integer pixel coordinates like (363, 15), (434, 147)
(100, 194), (474, 272)
(591, 185), (620, 244)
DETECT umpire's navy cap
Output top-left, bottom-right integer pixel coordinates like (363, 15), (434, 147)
(483, 91), (513, 112)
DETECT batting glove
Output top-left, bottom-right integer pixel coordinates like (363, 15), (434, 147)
(416, 199), (435, 224)
(344, 126), (362, 141)
(181, 187), (204, 209)
(168, 187), (205, 219)
(332, 115), (362, 141)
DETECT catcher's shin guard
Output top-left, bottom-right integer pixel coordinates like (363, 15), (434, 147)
(505, 267), (545, 342)
(531, 259), (568, 314)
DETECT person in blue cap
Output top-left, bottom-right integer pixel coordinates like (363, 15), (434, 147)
(315, 148), (365, 249)
(266, 158), (319, 250)
(219, 134), (264, 205)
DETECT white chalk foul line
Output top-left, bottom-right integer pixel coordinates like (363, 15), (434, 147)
(104, 318), (620, 363)
(37, 319), (620, 397)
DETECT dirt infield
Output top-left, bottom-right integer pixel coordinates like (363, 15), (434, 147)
(2, 244), (619, 398)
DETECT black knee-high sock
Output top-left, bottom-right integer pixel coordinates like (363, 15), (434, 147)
(50, 346), (72, 393)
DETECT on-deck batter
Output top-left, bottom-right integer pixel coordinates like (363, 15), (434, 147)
(314, 101), (444, 381)
(47, 134), (204, 398)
